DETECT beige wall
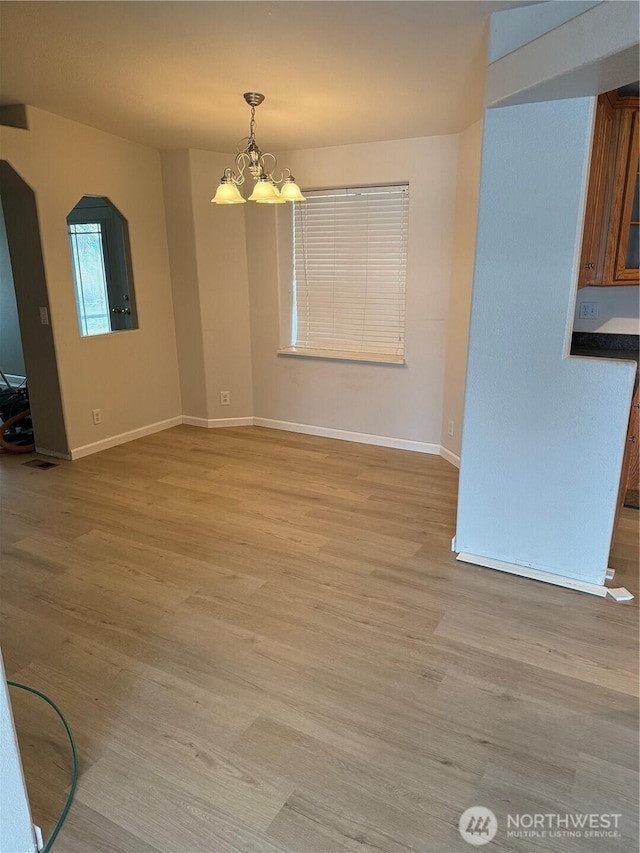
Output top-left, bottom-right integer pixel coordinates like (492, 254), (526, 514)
(162, 149), (254, 423)
(245, 135), (458, 446)
(189, 150), (254, 421)
(441, 120), (483, 463)
(0, 107), (181, 453)
(161, 150), (208, 419)
(2, 110), (463, 454)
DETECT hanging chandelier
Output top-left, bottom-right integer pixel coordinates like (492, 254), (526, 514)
(211, 93), (306, 205)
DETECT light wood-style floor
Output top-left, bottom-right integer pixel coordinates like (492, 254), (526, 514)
(1, 425), (638, 853)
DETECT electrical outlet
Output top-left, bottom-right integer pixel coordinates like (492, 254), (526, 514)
(447, 419), (454, 437)
(220, 391), (230, 406)
(92, 408), (102, 425)
(579, 301), (599, 319)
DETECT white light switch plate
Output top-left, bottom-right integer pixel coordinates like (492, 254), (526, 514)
(579, 301), (599, 319)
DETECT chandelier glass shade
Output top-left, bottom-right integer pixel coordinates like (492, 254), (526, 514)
(211, 93), (306, 206)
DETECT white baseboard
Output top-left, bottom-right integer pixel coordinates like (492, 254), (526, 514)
(182, 416), (254, 429)
(67, 413), (447, 461)
(252, 417), (440, 454)
(456, 551), (609, 597)
(70, 416), (183, 460)
(34, 446), (71, 460)
(440, 446), (460, 468)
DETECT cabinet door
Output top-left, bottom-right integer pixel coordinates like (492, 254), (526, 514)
(607, 109), (640, 285)
(627, 385), (640, 497)
(578, 95), (616, 288)
(614, 385), (640, 532)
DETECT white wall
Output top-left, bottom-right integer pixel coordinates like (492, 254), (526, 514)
(487, 0), (640, 108)
(456, 97), (635, 585)
(573, 285), (640, 334)
(456, 1), (639, 587)
(0, 653), (36, 853)
(488, 0), (599, 63)
(441, 120), (483, 463)
(0, 107), (182, 454)
(245, 135), (458, 447)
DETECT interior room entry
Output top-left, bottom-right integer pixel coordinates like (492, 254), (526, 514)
(0, 160), (68, 457)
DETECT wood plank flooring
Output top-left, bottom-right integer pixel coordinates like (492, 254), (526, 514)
(1, 425), (638, 853)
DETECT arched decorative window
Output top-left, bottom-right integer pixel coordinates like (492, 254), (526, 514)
(67, 196), (138, 336)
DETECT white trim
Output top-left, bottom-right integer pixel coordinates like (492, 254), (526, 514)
(70, 416), (182, 460)
(182, 416), (254, 429)
(66, 414), (447, 460)
(34, 446), (71, 460)
(456, 551), (608, 597)
(440, 446), (460, 468)
(252, 418), (439, 454)
(606, 587), (634, 602)
(278, 347), (405, 365)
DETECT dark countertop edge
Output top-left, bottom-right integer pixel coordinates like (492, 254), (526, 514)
(570, 333), (638, 392)
(569, 332), (640, 394)
(571, 332), (639, 357)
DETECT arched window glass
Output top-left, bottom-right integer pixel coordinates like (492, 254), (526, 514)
(67, 196), (138, 336)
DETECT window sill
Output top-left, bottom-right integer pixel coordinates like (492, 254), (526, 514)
(277, 347), (405, 365)
(79, 327), (139, 339)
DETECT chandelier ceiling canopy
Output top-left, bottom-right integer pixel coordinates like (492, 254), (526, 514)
(211, 93), (306, 205)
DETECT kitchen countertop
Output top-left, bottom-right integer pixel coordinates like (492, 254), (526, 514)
(570, 332), (639, 389)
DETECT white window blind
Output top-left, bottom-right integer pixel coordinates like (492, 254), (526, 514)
(292, 184), (409, 362)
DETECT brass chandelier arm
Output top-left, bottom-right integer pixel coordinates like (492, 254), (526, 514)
(229, 150), (282, 185)
(235, 136), (252, 155)
(219, 166), (239, 185)
(259, 151), (279, 181)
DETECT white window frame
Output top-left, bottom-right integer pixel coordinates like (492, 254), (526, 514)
(278, 184), (409, 364)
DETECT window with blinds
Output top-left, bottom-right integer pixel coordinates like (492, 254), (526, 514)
(290, 184), (409, 362)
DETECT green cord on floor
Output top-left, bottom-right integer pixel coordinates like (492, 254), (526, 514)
(7, 681), (78, 853)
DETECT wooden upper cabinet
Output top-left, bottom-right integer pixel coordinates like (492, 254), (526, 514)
(614, 384), (640, 532)
(608, 108), (639, 284)
(579, 90), (640, 288)
(579, 95), (616, 288)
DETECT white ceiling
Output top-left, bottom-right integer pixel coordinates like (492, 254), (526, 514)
(0, 1), (535, 153)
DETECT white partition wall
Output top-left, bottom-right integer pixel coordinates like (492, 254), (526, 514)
(455, 97), (635, 587)
(0, 653), (37, 853)
(455, 0), (639, 592)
